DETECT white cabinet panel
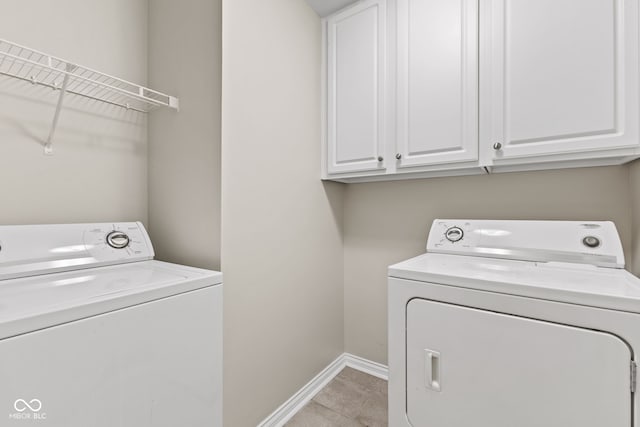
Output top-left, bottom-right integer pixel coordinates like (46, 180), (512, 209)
(327, 0), (386, 174)
(406, 299), (631, 427)
(397, 0), (478, 167)
(485, 0), (639, 161)
(323, 0), (640, 182)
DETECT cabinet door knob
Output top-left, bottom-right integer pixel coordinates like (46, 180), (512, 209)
(395, 153), (402, 160)
(493, 142), (503, 150)
(377, 156), (384, 162)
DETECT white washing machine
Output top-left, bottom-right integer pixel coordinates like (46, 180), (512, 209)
(389, 219), (640, 427)
(0, 222), (222, 427)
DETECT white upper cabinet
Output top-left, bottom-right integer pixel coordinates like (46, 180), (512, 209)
(396, 0), (478, 168)
(483, 0), (640, 165)
(322, 0), (640, 182)
(326, 0), (387, 175)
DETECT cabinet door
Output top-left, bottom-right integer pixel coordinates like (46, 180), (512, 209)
(406, 299), (632, 427)
(484, 0), (639, 161)
(396, 0), (478, 168)
(326, 0), (386, 174)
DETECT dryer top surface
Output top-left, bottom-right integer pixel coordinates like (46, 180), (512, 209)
(389, 252), (640, 313)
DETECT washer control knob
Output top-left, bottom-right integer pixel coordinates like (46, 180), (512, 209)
(445, 227), (464, 242)
(106, 231), (130, 249)
(582, 236), (601, 248)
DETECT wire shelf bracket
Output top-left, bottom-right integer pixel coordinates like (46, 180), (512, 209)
(0, 38), (180, 154)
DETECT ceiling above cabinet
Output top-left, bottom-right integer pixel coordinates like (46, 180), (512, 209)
(306, 0), (357, 17)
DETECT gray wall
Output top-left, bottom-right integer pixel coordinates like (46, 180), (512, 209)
(148, 0), (222, 270)
(344, 166), (633, 364)
(221, 0), (345, 425)
(0, 0), (148, 225)
(631, 160), (640, 276)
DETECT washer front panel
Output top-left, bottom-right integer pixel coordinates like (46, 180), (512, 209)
(0, 286), (222, 427)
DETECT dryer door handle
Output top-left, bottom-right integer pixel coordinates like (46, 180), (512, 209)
(425, 349), (442, 392)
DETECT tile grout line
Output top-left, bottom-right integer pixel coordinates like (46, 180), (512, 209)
(308, 398), (364, 423)
(291, 366), (388, 425)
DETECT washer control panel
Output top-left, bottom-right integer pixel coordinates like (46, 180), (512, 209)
(426, 219), (625, 268)
(83, 223), (153, 261)
(106, 231), (131, 249)
(0, 222), (154, 281)
(582, 236), (601, 248)
(444, 227), (464, 242)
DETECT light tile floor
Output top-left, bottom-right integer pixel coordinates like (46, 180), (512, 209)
(285, 367), (388, 427)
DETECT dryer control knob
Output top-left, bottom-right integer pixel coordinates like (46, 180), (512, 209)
(106, 231), (130, 249)
(445, 227), (464, 242)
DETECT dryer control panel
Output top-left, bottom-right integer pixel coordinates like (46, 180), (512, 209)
(0, 222), (154, 281)
(427, 219), (625, 268)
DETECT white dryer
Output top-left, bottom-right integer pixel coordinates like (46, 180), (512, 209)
(389, 219), (640, 427)
(0, 222), (222, 427)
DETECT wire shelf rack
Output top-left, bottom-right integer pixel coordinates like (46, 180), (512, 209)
(0, 38), (179, 153)
(0, 38), (179, 112)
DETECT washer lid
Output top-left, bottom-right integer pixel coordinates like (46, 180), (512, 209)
(427, 219), (625, 268)
(389, 253), (640, 313)
(0, 260), (222, 340)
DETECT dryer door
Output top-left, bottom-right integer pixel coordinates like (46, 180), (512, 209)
(406, 299), (632, 427)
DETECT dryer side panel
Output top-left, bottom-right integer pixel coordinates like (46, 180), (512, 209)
(406, 298), (632, 427)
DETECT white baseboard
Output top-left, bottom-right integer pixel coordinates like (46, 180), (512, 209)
(342, 353), (388, 380)
(256, 352), (388, 427)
